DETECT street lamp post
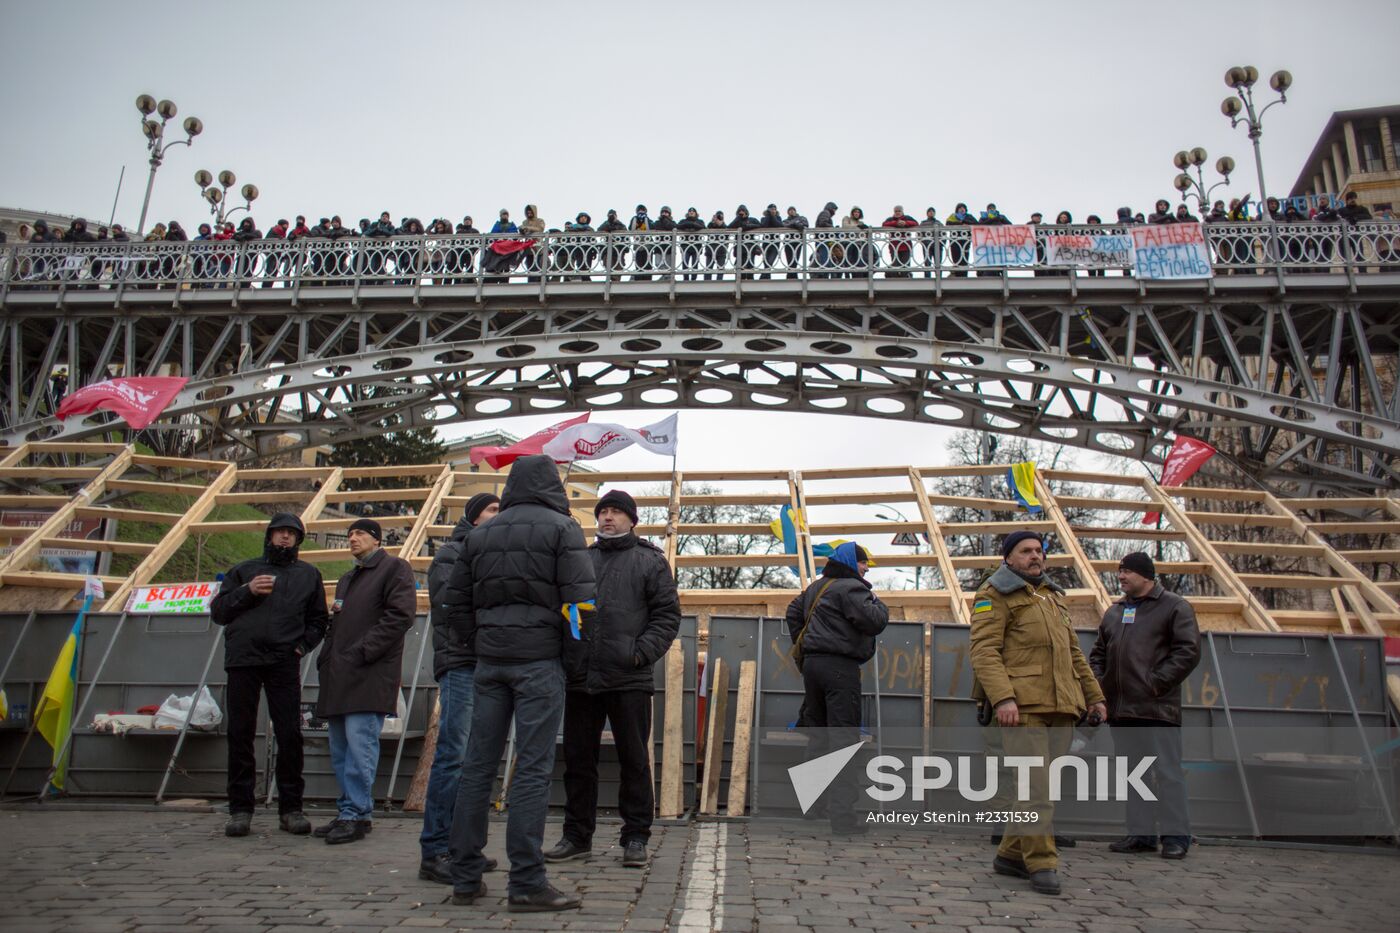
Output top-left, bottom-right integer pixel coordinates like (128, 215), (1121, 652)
(874, 507), (922, 589)
(1172, 147), (1235, 213)
(134, 94), (202, 237)
(194, 169), (259, 226)
(1220, 66), (1292, 211)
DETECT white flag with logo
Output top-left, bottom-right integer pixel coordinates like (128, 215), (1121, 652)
(543, 413), (678, 463)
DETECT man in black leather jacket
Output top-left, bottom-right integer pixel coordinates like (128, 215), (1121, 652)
(546, 490), (680, 869)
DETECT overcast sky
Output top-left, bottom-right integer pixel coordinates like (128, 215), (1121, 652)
(4, 0), (1398, 486)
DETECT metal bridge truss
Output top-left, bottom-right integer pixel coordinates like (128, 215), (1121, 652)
(2, 227), (1398, 493)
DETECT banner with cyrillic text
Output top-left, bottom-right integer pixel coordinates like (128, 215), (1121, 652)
(124, 582), (221, 614)
(1131, 224), (1213, 279)
(970, 225), (1037, 267)
(1045, 233), (1132, 268)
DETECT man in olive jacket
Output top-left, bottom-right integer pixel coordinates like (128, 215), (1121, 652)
(785, 542), (889, 834)
(1090, 552), (1200, 860)
(445, 455), (595, 913)
(211, 512), (328, 838)
(546, 490), (680, 869)
(315, 518), (417, 845)
(971, 530), (1106, 896)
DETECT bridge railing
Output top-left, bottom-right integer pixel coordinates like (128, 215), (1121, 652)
(2, 223), (1398, 293)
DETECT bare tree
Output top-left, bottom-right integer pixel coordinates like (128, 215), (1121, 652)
(639, 482), (797, 590)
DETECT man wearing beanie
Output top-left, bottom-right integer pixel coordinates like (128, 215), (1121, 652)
(444, 455), (595, 912)
(314, 517), (417, 844)
(784, 541), (889, 834)
(1090, 552), (1200, 860)
(546, 489), (680, 868)
(416, 493), (501, 883)
(970, 530), (1106, 895)
(211, 512), (327, 838)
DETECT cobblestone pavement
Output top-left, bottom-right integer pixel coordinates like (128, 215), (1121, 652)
(1, 809), (1397, 932)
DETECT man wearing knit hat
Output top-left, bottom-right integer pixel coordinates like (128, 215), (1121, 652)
(314, 517), (417, 845)
(970, 530), (1106, 895)
(1090, 552), (1200, 860)
(417, 493), (500, 883)
(784, 541), (889, 835)
(546, 489), (680, 869)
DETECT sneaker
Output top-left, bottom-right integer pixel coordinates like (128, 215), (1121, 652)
(314, 818), (372, 838)
(278, 812), (311, 835)
(324, 820), (368, 845)
(543, 839), (592, 863)
(507, 883), (582, 913)
(224, 812), (252, 837)
(450, 880), (488, 906)
(621, 841), (647, 868)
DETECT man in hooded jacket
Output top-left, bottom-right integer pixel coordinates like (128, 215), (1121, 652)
(444, 455), (596, 913)
(546, 490), (680, 868)
(417, 493), (501, 883)
(211, 513), (328, 838)
(785, 542), (889, 834)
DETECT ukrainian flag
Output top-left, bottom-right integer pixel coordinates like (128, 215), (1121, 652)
(36, 614), (83, 791)
(1005, 461), (1043, 514)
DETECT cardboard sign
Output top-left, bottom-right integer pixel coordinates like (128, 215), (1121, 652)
(124, 581), (220, 614)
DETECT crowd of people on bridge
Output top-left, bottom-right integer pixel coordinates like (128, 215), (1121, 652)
(4, 191), (1392, 286)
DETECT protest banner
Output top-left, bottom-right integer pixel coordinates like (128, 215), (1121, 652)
(1045, 232), (1133, 268)
(970, 225), (1037, 267)
(123, 582), (221, 614)
(1131, 223), (1213, 279)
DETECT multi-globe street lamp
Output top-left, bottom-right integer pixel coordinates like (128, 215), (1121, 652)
(1172, 147), (1235, 213)
(194, 169), (259, 226)
(1221, 66), (1292, 210)
(134, 94), (202, 237)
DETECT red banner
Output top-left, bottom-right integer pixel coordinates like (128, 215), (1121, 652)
(468, 413), (591, 470)
(55, 376), (188, 430)
(1144, 436), (1217, 524)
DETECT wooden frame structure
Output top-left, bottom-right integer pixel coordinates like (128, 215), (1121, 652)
(0, 443), (1396, 635)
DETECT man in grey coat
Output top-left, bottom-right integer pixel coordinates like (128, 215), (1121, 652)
(314, 517), (417, 845)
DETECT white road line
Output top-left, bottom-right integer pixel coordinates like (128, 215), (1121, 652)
(674, 822), (727, 932)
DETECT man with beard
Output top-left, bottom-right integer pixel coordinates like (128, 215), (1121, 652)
(211, 513), (328, 838)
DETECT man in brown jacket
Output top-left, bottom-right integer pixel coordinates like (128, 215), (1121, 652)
(970, 530), (1106, 896)
(314, 518), (417, 845)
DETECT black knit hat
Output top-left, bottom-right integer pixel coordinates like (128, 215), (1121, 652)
(594, 489), (639, 526)
(348, 518), (382, 542)
(1119, 551), (1156, 580)
(1000, 530), (1044, 559)
(465, 493), (500, 525)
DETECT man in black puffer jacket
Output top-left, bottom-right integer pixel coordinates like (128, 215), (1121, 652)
(416, 493), (500, 884)
(785, 542), (888, 834)
(445, 455), (595, 913)
(211, 512), (328, 839)
(546, 490), (680, 869)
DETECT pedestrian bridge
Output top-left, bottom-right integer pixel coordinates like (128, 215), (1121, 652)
(3, 224), (1399, 492)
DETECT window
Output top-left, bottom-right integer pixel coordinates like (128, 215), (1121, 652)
(1356, 123), (1384, 173)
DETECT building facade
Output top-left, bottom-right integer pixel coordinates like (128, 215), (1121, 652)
(1288, 105), (1400, 215)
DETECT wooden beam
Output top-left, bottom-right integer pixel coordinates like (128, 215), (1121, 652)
(1053, 495), (1164, 513)
(1211, 541), (1327, 557)
(299, 466), (343, 526)
(75, 505), (184, 524)
(0, 447), (134, 591)
(1285, 497), (1391, 511)
(910, 467), (966, 621)
(0, 444), (30, 469)
(215, 491), (316, 505)
(394, 465), (455, 565)
(129, 454), (229, 471)
(1329, 588), (1355, 635)
(1339, 549), (1400, 562)
(1304, 521), (1399, 535)
(1236, 573), (1355, 589)
(40, 537), (156, 555)
(1033, 473), (1111, 615)
(0, 495), (71, 508)
(699, 657), (730, 816)
(725, 660), (757, 817)
(659, 641), (686, 818)
(105, 478), (208, 495)
(325, 487), (435, 503)
(237, 467), (339, 481)
(102, 462), (239, 611)
(1161, 485), (1268, 502)
(1184, 511), (1296, 528)
(2, 571), (127, 589)
(663, 470), (682, 576)
(0, 467), (103, 480)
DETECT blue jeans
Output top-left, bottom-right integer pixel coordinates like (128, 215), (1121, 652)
(327, 712), (385, 821)
(419, 666), (477, 858)
(450, 658), (565, 897)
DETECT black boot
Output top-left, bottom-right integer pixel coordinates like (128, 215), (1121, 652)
(508, 883), (582, 913)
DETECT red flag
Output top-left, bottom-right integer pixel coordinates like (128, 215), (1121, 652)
(487, 238), (538, 256)
(469, 413), (591, 470)
(55, 377), (189, 430)
(1144, 436), (1217, 524)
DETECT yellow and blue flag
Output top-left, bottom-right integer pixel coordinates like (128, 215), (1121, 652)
(36, 610), (85, 792)
(1005, 461), (1043, 514)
